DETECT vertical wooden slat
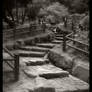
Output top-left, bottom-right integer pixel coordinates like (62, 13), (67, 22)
(14, 54), (19, 81)
(63, 33), (67, 52)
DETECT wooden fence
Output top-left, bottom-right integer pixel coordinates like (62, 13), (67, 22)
(3, 47), (19, 81)
(62, 32), (89, 55)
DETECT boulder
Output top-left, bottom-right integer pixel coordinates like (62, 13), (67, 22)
(72, 60), (89, 83)
(48, 51), (74, 70)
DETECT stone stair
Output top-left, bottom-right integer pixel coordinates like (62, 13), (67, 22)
(11, 50), (46, 57)
(3, 31), (89, 92)
(23, 64), (69, 79)
(36, 43), (55, 48)
(20, 46), (49, 52)
(55, 37), (63, 40)
(51, 40), (62, 44)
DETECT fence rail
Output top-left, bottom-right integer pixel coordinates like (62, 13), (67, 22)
(62, 32), (89, 55)
(3, 47), (19, 81)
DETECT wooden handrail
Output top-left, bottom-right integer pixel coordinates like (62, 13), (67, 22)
(66, 32), (73, 37)
(66, 36), (89, 47)
(3, 47), (14, 58)
(62, 32), (89, 54)
(66, 32), (89, 46)
(67, 43), (89, 54)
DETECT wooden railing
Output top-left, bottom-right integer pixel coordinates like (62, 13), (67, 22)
(62, 32), (89, 55)
(3, 47), (19, 81)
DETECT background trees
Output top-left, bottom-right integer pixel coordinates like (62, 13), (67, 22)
(3, 0), (31, 28)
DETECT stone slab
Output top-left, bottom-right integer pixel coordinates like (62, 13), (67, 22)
(26, 58), (49, 66)
(55, 37), (63, 40)
(20, 46), (49, 52)
(55, 34), (63, 37)
(12, 50), (46, 57)
(23, 64), (69, 79)
(36, 43), (55, 48)
(51, 40), (62, 44)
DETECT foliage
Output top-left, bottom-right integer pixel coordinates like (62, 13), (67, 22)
(46, 2), (69, 22)
(57, 0), (89, 14)
(27, 4), (41, 21)
(70, 0), (88, 14)
(3, 0), (31, 27)
(79, 15), (89, 31)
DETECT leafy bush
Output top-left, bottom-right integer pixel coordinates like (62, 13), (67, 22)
(27, 4), (41, 21)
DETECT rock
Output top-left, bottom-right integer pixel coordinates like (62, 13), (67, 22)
(34, 87), (55, 92)
(48, 51), (74, 70)
(72, 60), (89, 83)
(23, 64), (69, 79)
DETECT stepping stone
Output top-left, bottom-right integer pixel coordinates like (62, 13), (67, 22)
(36, 43), (55, 49)
(55, 37), (63, 40)
(33, 75), (89, 92)
(12, 50), (46, 57)
(23, 64), (69, 79)
(20, 46), (49, 52)
(31, 47), (49, 52)
(51, 40), (62, 44)
(26, 58), (49, 66)
(55, 34), (63, 37)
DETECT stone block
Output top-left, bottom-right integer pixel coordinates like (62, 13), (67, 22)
(72, 61), (89, 83)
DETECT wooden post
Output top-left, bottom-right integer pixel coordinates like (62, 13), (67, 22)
(64, 17), (67, 28)
(63, 33), (66, 52)
(14, 54), (19, 81)
(72, 21), (76, 44)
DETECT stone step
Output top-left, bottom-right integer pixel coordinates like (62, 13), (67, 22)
(23, 64), (69, 79)
(25, 58), (49, 66)
(51, 40), (62, 44)
(28, 75), (89, 92)
(36, 43), (55, 49)
(55, 34), (63, 37)
(20, 46), (49, 52)
(55, 37), (63, 40)
(12, 50), (46, 57)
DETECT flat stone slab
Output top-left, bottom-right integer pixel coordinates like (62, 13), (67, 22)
(28, 75), (89, 92)
(55, 37), (63, 40)
(23, 64), (69, 79)
(51, 40), (62, 44)
(55, 34), (63, 37)
(20, 46), (49, 52)
(72, 60), (89, 83)
(12, 50), (46, 57)
(36, 43), (55, 48)
(25, 58), (49, 66)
